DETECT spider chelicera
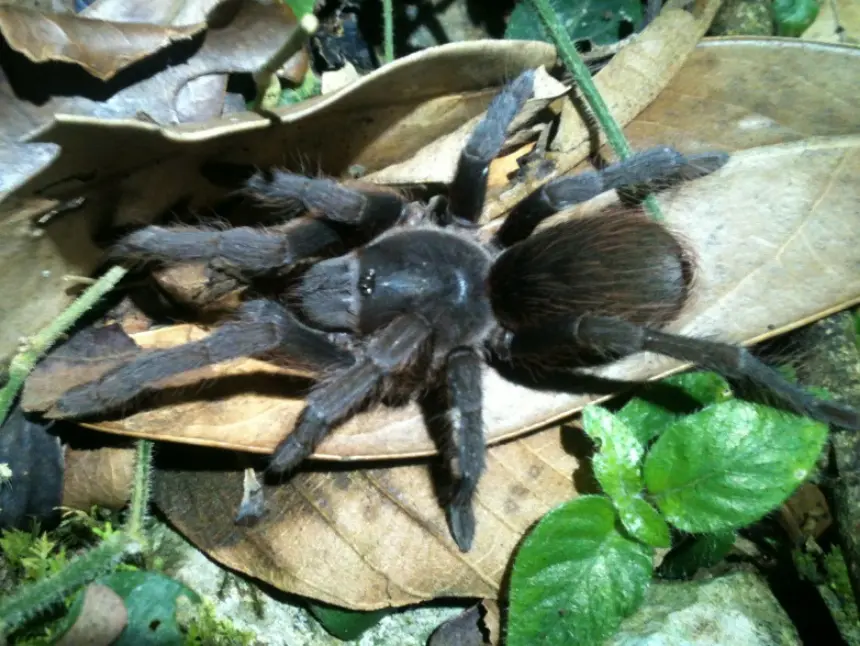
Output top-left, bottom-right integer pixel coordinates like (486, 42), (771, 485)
(54, 69), (859, 551)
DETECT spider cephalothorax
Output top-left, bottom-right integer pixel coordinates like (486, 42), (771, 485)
(54, 69), (860, 551)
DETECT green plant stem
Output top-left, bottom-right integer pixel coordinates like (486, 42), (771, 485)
(0, 532), (140, 638)
(525, 0), (664, 221)
(0, 265), (127, 426)
(125, 440), (154, 542)
(382, 0), (394, 63)
(253, 13), (319, 110)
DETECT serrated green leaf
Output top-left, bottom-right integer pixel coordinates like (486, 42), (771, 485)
(657, 531), (736, 580)
(306, 602), (388, 641)
(617, 372), (733, 445)
(505, 0), (643, 47)
(618, 498), (671, 548)
(582, 406), (645, 502)
(644, 401), (828, 533)
(508, 496), (652, 646)
(773, 0), (820, 37)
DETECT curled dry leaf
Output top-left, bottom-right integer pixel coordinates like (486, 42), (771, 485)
(23, 137), (860, 460)
(55, 583), (128, 646)
(0, 5), (204, 81)
(154, 427), (584, 609)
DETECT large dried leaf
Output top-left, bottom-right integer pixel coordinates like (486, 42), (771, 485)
(0, 6), (204, 80)
(154, 428), (584, 609)
(625, 38), (860, 153)
(24, 137), (860, 460)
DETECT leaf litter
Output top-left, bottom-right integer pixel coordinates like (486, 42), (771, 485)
(5, 2), (860, 610)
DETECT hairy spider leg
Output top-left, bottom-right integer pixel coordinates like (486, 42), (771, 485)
(447, 69), (536, 224)
(493, 148), (729, 247)
(112, 217), (345, 274)
(246, 169), (405, 229)
(53, 301), (352, 418)
(268, 314), (432, 473)
(441, 348), (485, 552)
(520, 315), (860, 430)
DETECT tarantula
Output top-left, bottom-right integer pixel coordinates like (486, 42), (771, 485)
(54, 69), (859, 551)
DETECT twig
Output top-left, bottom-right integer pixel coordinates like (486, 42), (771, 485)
(253, 13), (320, 111)
(525, 0), (664, 221)
(382, 0), (395, 63)
(0, 266), (127, 426)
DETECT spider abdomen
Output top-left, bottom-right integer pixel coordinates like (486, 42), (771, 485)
(488, 211), (694, 332)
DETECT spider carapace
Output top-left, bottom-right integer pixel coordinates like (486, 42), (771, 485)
(54, 70), (860, 551)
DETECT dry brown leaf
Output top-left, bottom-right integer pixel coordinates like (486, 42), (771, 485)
(25, 137), (860, 460)
(55, 583), (128, 646)
(63, 446), (136, 511)
(624, 38), (860, 153)
(778, 483), (833, 545)
(803, 0), (860, 44)
(154, 427), (584, 608)
(0, 6), (204, 80)
(482, 599), (501, 646)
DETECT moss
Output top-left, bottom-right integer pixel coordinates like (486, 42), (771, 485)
(177, 597), (258, 646)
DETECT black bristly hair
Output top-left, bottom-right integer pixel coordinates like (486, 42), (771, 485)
(53, 69), (860, 552)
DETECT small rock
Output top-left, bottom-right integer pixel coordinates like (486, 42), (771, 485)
(610, 571), (801, 646)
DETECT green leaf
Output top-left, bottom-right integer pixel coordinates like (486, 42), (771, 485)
(618, 498), (671, 548)
(99, 571), (200, 645)
(506, 0), (643, 47)
(306, 603), (388, 641)
(582, 407), (670, 546)
(283, 0), (316, 17)
(657, 531), (736, 580)
(508, 496), (652, 646)
(645, 400), (828, 533)
(773, 0), (821, 37)
(582, 406), (645, 502)
(617, 372), (733, 445)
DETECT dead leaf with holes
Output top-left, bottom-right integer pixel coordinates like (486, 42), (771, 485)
(23, 137), (860, 462)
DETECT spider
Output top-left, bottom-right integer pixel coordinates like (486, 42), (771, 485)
(53, 69), (859, 551)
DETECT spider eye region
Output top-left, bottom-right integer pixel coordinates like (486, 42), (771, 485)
(356, 229), (495, 343)
(358, 268), (376, 296)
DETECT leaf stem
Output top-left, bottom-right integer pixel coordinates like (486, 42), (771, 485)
(253, 13), (319, 111)
(0, 265), (127, 426)
(382, 0), (395, 63)
(125, 440), (154, 542)
(525, 0), (664, 221)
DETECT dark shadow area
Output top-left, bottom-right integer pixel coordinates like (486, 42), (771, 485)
(742, 520), (849, 646)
